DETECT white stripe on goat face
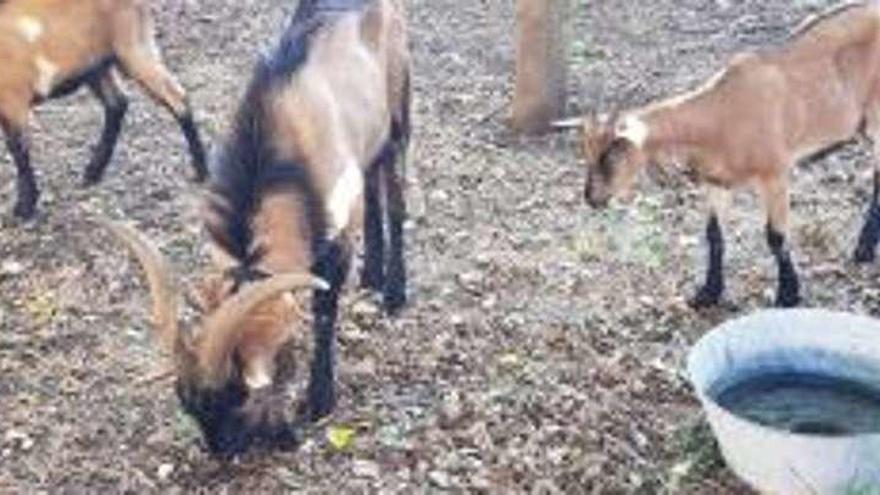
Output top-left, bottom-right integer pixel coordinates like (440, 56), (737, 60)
(327, 159), (364, 235)
(615, 114), (650, 149)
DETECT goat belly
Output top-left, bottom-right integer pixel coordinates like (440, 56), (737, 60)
(42, 57), (117, 102)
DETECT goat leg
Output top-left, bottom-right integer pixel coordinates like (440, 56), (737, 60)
(854, 162), (880, 263)
(383, 143), (408, 315)
(303, 240), (350, 422)
(767, 224), (801, 307)
(117, 48), (207, 182)
(360, 155), (386, 291)
(177, 108), (208, 182)
(84, 70), (129, 185)
(1, 119), (37, 220)
(690, 214), (725, 308)
(759, 177), (800, 307)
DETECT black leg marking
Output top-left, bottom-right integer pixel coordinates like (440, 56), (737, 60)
(380, 75), (411, 314)
(691, 215), (725, 308)
(393, 70), (412, 148)
(383, 151), (407, 315)
(177, 108), (208, 183)
(1, 121), (37, 220)
(84, 73), (129, 186)
(767, 224), (801, 308)
(855, 169), (880, 263)
(361, 158), (385, 291)
(304, 240), (351, 422)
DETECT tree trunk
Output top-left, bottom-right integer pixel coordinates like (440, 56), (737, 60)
(511, 0), (570, 134)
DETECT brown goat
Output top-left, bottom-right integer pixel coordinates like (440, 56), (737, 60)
(105, 0), (410, 456)
(0, 0), (207, 220)
(556, 2), (880, 308)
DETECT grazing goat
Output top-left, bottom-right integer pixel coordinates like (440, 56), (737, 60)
(555, 2), (880, 308)
(105, 0), (410, 456)
(0, 0), (207, 220)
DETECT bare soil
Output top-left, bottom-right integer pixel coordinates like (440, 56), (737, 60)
(1, 0), (875, 492)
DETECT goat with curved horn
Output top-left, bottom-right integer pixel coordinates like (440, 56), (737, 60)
(104, 219), (328, 454)
(99, 0), (411, 457)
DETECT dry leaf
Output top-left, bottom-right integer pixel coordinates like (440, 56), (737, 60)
(327, 425), (356, 450)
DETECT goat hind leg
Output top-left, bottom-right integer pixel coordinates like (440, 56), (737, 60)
(760, 177), (801, 307)
(383, 145), (408, 315)
(381, 93), (412, 314)
(854, 113), (880, 262)
(854, 163), (880, 263)
(360, 150), (387, 292)
(117, 49), (207, 181)
(1, 115), (37, 220)
(83, 70), (129, 185)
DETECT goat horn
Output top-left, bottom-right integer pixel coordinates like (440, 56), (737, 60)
(195, 273), (329, 386)
(102, 220), (185, 359)
(550, 117), (585, 129)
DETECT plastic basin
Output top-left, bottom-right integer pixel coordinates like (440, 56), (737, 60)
(687, 309), (880, 494)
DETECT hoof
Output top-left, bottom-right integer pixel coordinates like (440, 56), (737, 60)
(191, 164), (209, 184)
(298, 398), (335, 424)
(854, 244), (876, 264)
(300, 385), (336, 423)
(383, 289), (406, 316)
(360, 271), (384, 293)
(82, 169), (103, 187)
(12, 201), (36, 220)
(775, 291), (801, 308)
(689, 286), (722, 309)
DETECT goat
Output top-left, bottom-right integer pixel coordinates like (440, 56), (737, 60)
(0, 0), (207, 220)
(104, 0), (410, 456)
(555, 2), (880, 308)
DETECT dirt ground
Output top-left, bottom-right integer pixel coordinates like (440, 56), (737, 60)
(1, 0), (877, 492)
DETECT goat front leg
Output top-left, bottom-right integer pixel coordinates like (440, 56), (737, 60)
(83, 69), (129, 185)
(691, 186), (729, 308)
(760, 177), (800, 307)
(303, 239), (352, 422)
(1, 115), (37, 220)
